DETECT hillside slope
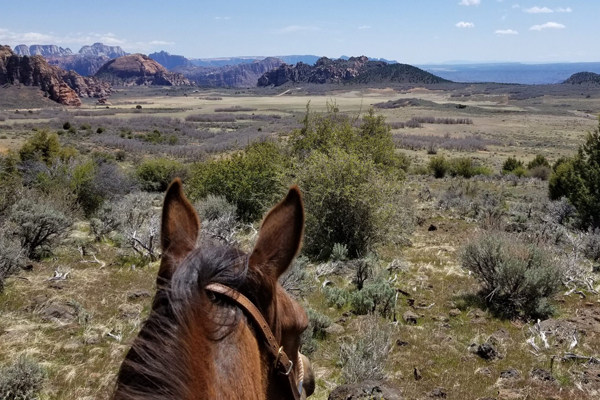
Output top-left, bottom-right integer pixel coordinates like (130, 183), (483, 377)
(258, 56), (449, 87)
(564, 72), (600, 85)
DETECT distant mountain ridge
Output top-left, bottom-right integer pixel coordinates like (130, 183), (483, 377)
(564, 72), (600, 85)
(14, 44), (73, 57)
(257, 56), (448, 87)
(79, 43), (127, 58)
(174, 57), (284, 87)
(149, 51), (191, 70)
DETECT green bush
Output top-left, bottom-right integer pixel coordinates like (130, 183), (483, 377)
(19, 130), (61, 165)
(460, 233), (562, 319)
(298, 148), (412, 259)
(79, 123), (92, 131)
(62, 121), (71, 130)
(331, 243), (349, 261)
(527, 154), (550, 170)
(71, 160), (102, 216)
(0, 356), (45, 400)
(136, 158), (188, 192)
(511, 165), (528, 178)
(446, 157), (491, 179)
(429, 155), (449, 178)
(0, 232), (25, 293)
(290, 104), (409, 175)
(188, 141), (285, 222)
(548, 119), (600, 228)
(528, 165), (552, 181)
(502, 156), (524, 173)
(300, 308), (332, 355)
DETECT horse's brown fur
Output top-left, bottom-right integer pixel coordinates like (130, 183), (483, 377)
(113, 179), (314, 399)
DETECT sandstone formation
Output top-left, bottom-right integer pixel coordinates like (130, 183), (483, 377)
(95, 54), (191, 86)
(0, 45), (81, 106)
(59, 70), (112, 98)
(258, 56), (449, 87)
(176, 57), (283, 87)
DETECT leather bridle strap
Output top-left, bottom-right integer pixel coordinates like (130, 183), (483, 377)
(205, 283), (303, 400)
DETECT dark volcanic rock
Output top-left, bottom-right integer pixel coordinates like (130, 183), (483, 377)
(177, 57), (283, 87)
(500, 368), (520, 380)
(328, 381), (403, 400)
(476, 342), (498, 360)
(149, 51), (191, 70)
(0, 45), (81, 106)
(95, 54), (191, 86)
(258, 56), (450, 87)
(531, 368), (555, 382)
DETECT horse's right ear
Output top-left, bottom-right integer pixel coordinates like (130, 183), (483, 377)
(158, 178), (200, 283)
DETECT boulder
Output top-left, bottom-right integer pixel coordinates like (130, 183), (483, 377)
(328, 381), (403, 400)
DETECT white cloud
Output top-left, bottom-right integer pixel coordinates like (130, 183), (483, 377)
(530, 22), (566, 31)
(524, 6), (553, 13)
(214, 16), (230, 20)
(358, 25), (371, 30)
(555, 7), (572, 13)
(512, 4), (520, 9)
(148, 40), (174, 45)
(456, 21), (475, 28)
(459, 0), (480, 5)
(495, 29), (518, 35)
(275, 25), (320, 34)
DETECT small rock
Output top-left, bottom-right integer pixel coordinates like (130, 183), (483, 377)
(531, 368), (555, 382)
(490, 328), (511, 344)
(414, 367), (422, 381)
(396, 339), (409, 347)
(328, 380), (403, 400)
(500, 369), (520, 380)
(429, 387), (447, 398)
(403, 310), (419, 325)
(341, 311), (352, 318)
(476, 342), (498, 360)
(475, 367), (492, 376)
(428, 224), (438, 232)
(432, 315), (449, 323)
(118, 303), (141, 319)
(127, 290), (151, 300)
(41, 304), (76, 321)
(84, 335), (101, 345)
(324, 323), (345, 335)
(449, 308), (461, 317)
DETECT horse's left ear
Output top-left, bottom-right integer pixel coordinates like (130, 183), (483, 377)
(249, 185), (304, 279)
(158, 178), (200, 282)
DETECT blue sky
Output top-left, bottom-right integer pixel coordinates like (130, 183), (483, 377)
(0, 0), (597, 63)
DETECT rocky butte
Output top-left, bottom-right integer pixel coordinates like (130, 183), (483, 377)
(175, 57), (284, 87)
(95, 54), (191, 86)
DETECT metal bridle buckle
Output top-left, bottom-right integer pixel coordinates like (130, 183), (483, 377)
(275, 346), (294, 376)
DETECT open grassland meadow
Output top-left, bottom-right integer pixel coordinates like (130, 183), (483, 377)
(1, 82), (600, 400)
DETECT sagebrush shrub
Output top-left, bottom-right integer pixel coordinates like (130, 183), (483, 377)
(279, 256), (313, 299)
(339, 315), (394, 384)
(194, 194), (237, 221)
(350, 277), (396, 318)
(0, 232), (24, 293)
(298, 148), (412, 259)
(9, 196), (72, 259)
(331, 243), (349, 262)
(300, 308), (332, 355)
(583, 229), (600, 262)
(460, 233), (562, 319)
(188, 141), (285, 222)
(324, 286), (350, 309)
(0, 356), (45, 400)
(528, 165), (551, 181)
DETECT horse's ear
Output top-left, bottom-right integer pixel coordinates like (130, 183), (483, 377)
(158, 178), (200, 282)
(249, 186), (304, 279)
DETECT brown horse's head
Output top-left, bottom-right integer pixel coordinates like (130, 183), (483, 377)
(113, 179), (314, 400)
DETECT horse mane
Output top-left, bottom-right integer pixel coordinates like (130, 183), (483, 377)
(113, 243), (252, 400)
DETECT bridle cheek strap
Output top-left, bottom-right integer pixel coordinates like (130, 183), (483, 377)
(205, 283), (303, 400)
